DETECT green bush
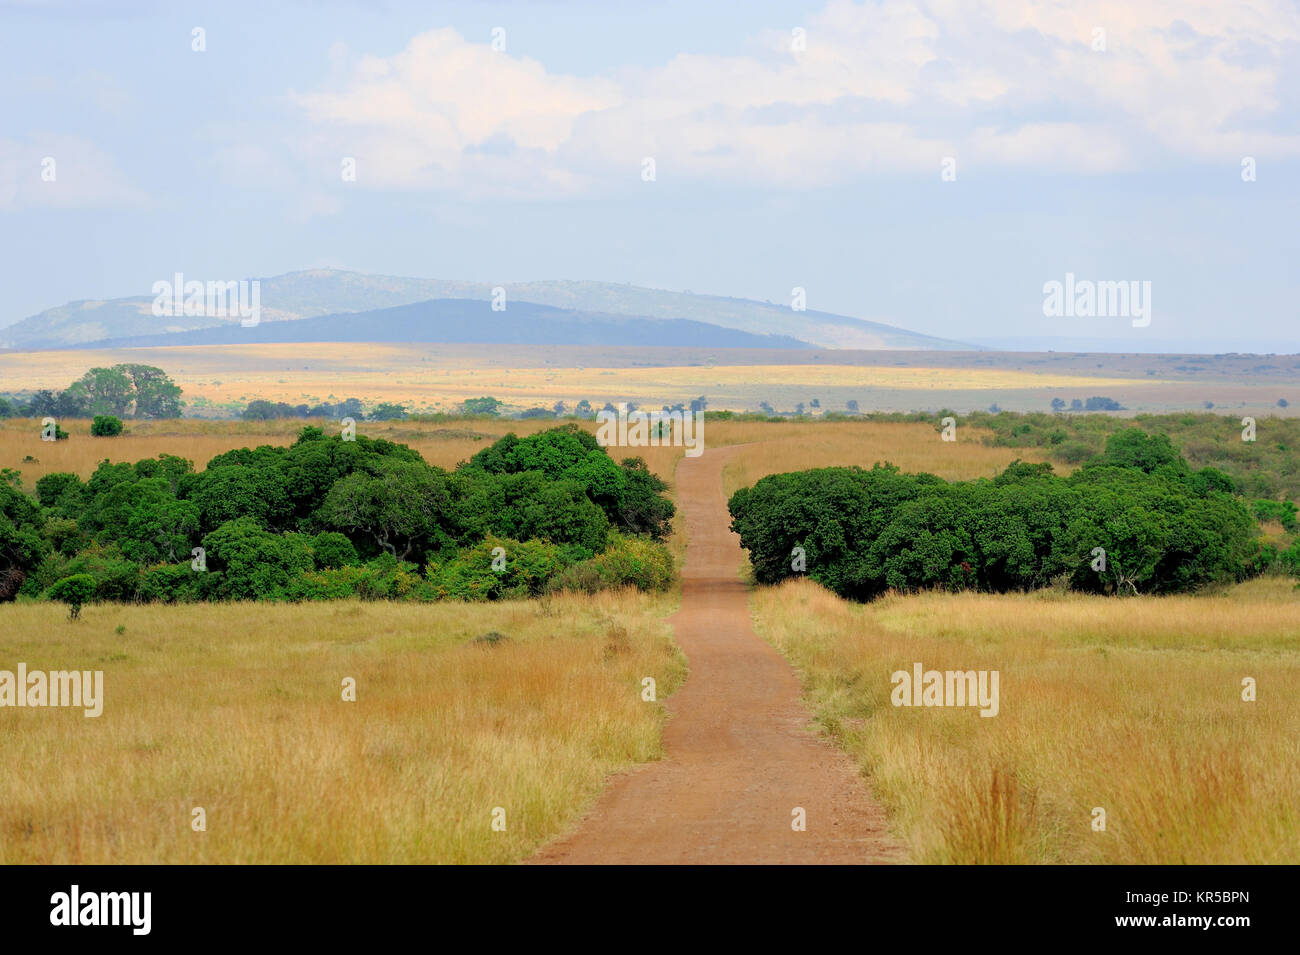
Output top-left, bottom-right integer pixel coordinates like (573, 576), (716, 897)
(1253, 499), (1298, 531)
(201, 519), (314, 600)
(46, 573), (96, 618)
(30, 547), (142, 602)
(283, 556), (422, 601)
(546, 534), (675, 594)
(311, 531), (359, 569)
(90, 415), (124, 437)
(139, 563), (207, 603)
(425, 537), (567, 601)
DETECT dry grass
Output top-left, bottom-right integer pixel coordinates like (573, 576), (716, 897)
(0, 590), (684, 864)
(713, 419), (1058, 495)
(752, 576), (1300, 864)
(0, 416), (690, 487)
(0, 343), (1159, 414)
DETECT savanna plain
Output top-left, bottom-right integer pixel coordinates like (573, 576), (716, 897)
(1, 416), (1295, 863)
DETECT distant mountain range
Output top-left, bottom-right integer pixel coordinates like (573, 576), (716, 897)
(0, 269), (972, 351)
(84, 299), (814, 350)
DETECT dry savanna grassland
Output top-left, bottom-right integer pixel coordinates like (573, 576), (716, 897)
(2, 414), (1296, 863)
(3, 342), (1296, 416)
(0, 592), (684, 864)
(753, 577), (1300, 864)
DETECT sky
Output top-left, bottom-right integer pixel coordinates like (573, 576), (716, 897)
(1, 0), (1297, 351)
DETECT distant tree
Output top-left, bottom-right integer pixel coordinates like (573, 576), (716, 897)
(794, 402), (805, 416)
(461, 396), (503, 416)
(1050, 398), (1066, 413)
(119, 364), (183, 418)
(1084, 396), (1124, 411)
(552, 401), (567, 416)
(759, 401), (775, 415)
(241, 400), (279, 421)
(1070, 399), (1083, 411)
(1280, 398), (1290, 408)
(989, 403), (1001, 413)
(368, 402), (408, 421)
(810, 398), (820, 409)
(846, 399), (860, 413)
(1204, 401), (1215, 409)
(689, 396), (708, 413)
(69, 367), (134, 417)
(54, 389), (90, 418)
(574, 399), (593, 419)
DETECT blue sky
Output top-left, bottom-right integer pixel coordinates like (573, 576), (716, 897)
(1, 0), (1297, 350)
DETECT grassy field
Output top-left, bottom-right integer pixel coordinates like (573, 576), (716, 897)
(0, 415), (1049, 493)
(0, 590), (684, 863)
(752, 576), (1300, 864)
(5, 341), (1296, 416)
(4, 413), (1296, 864)
(714, 420), (1059, 496)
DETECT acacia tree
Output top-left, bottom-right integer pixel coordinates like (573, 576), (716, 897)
(120, 364), (183, 418)
(66, 364), (182, 418)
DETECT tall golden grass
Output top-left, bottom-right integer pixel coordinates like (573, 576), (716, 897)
(713, 420), (1057, 494)
(0, 590), (684, 863)
(752, 576), (1300, 864)
(0, 343), (1155, 413)
(0, 416), (700, 487)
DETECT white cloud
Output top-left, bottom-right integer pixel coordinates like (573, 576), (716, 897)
(286, 0), (1300, 195)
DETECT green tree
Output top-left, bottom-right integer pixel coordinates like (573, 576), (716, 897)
(201, 518), (314, 601)
(120, 364), (184, 418)
(69, 367), (134, 416)
(368, 402), (408, 421)
(461, 396), (503, 416)
(319, 459), (453, 562)
(47, 574), (96, 619)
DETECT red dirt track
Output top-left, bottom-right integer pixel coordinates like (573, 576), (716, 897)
(532, 445), (903, 865)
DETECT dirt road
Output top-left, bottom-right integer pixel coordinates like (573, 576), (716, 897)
(532, 445), (903, 864)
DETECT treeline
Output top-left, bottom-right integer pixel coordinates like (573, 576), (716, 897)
(962, 410), (1300, 499)
(0, 425), (675, 609)
(729, 428), (1290, 600)
(0, 365), (182, 419)
(240, 398), (405, 421)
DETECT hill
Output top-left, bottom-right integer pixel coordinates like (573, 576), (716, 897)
(1, 269), (971, 351)
(77, 299), (813, 349)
